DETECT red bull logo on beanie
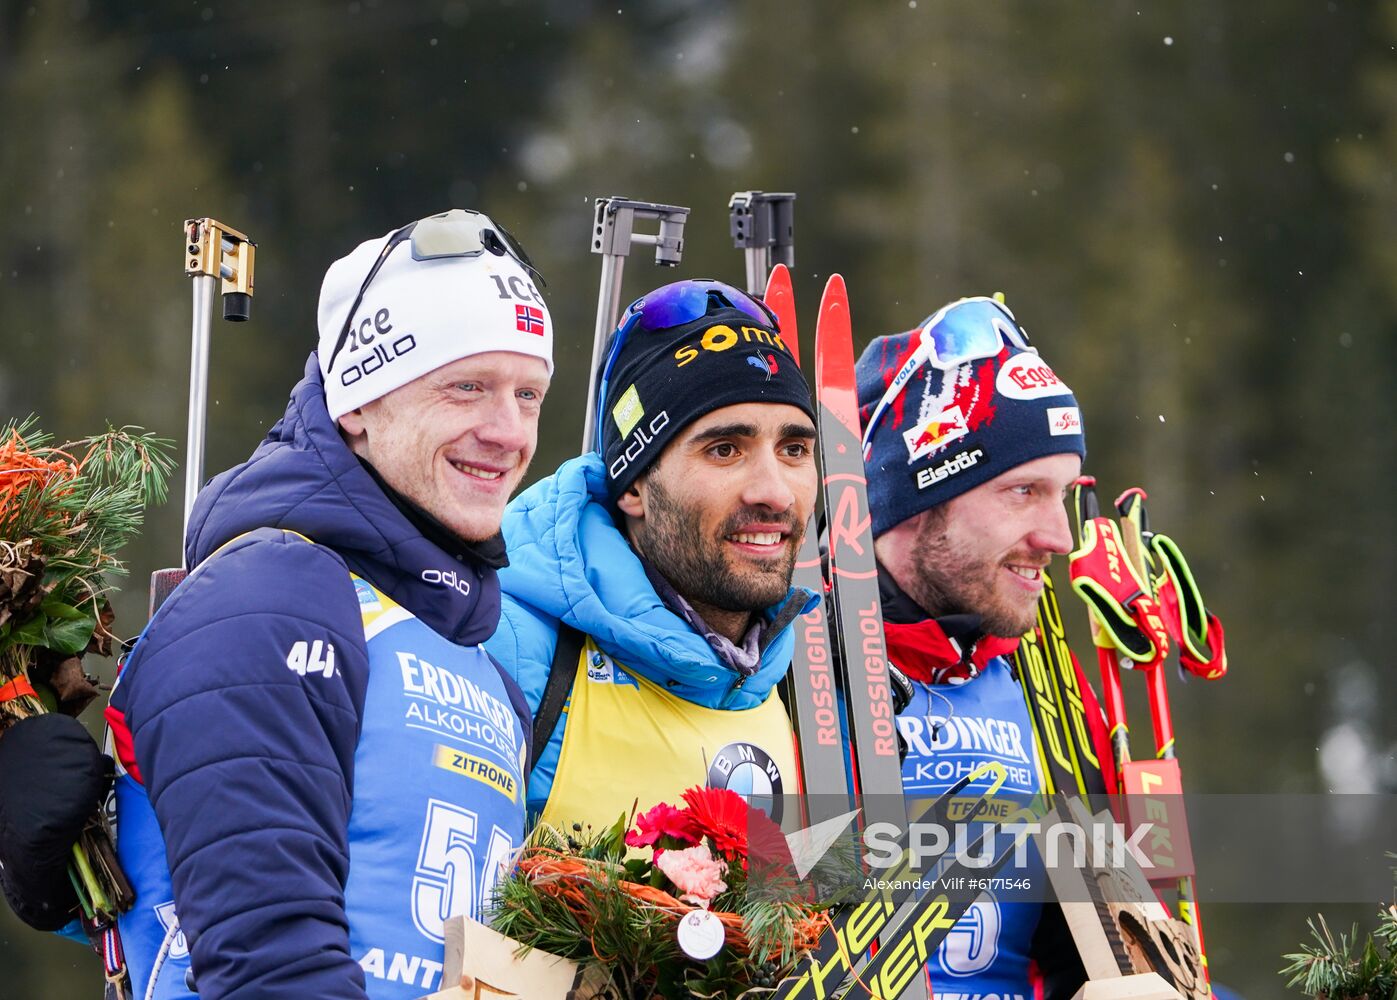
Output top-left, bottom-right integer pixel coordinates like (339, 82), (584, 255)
(903, 405), (969, 463)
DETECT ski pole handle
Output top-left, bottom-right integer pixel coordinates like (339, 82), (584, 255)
(728, 190), (795, 296)
(583, 198), (689, 452)
(1114, 488), (1179, 757)
(182, 218), (255, 563)
(1112, 489), (1212, 986)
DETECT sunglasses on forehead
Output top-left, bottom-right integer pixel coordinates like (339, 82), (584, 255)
(859, 296), (1035, 459)
(323, 208), (543, 374)
(592, 279), (780, 449)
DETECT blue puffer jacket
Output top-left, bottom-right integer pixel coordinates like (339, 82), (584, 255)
(107, 354), (531, 1000)
(485, 453), (817, 814)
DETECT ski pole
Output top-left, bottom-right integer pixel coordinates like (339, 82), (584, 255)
(1071, 479), (1214, 991)
(75, 217), (251, 993)
(1113, 488), (1217, 988)
(1069, 475), (1171, 783)
(582, 197), (688, 452)
(1117, 488), (1229, 683)
(1113, 490), (1177, 756)
(728, 191), (795, 296)
(149, 219), (256, 612)
(1071, 478), (1132, 782)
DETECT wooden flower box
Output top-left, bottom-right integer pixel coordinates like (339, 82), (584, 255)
(416, 915), (616, 1000)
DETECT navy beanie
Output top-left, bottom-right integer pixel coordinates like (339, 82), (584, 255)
(856, 306), (1086, 538)
(600, 304), (815, 502)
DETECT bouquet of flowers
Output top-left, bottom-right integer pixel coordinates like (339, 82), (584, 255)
(491, 786), (830, 1000)
(0, 416), (173, 922)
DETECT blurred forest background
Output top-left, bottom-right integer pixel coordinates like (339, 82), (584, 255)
(3, 0), (1395, 996)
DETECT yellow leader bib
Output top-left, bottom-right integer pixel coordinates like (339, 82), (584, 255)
(538, 637), (799, 832)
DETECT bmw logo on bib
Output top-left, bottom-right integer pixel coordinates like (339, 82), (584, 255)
(708, 742), (784, 823)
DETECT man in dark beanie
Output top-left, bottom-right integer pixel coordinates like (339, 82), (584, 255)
(858, 295), (1110, 998)
(486, 279), (820, 829)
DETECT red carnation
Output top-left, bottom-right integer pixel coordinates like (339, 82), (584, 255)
(624, 801), (701, 850)
(681, 786), (750, 861)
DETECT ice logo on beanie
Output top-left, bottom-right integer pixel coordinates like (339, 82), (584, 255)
(997, 353), (1070, 400)
(901, 357), (999, 464)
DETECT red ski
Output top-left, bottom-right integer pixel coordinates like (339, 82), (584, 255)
(813, 274), (907, 827)
(762, 264), (850, 823)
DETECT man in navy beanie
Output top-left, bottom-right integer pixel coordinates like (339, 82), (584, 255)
(858, 295), (1108, 998)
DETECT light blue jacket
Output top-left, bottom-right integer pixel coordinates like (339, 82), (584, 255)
(485, 453), (817, 814)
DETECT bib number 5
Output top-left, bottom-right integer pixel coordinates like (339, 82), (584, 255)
(411, 798), (515, 943)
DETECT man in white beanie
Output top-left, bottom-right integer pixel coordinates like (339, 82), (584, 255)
(105, 210), (553, 1000)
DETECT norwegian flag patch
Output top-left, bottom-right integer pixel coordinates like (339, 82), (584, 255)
(515, 304), (546, 336)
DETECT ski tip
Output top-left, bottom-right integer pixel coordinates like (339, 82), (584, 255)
(815, 274), (852, 358)
(814, 273), (860, 432)
(819, 272), (848, 305)
(816, 273), (850, 327)
(762, 263), (800, 366)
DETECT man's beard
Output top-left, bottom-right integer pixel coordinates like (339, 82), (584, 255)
(905, 511), (1038, 638)
(637, 473), (801, 613)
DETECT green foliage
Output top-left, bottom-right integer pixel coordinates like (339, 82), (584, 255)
(1281, 858), (1397, 998)
(0, 417), (173, 698)
(5, 597), (97, 656)
(494, 855), (684, 1000)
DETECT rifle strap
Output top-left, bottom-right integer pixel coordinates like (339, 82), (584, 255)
(529, 623), (585, 775)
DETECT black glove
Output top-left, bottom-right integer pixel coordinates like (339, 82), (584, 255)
(0, 713), (113, 930)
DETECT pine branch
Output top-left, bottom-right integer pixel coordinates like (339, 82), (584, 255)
(1281, 863), (1397, 999)
(1, 419), (173, 656)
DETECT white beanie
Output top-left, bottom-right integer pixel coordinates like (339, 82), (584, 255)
(317, 212), (555, 420)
